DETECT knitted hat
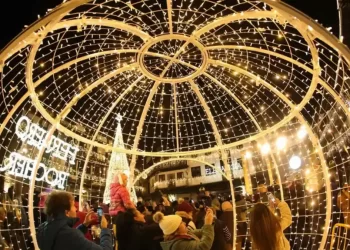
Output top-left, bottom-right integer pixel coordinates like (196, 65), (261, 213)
(177, 201), (193, 213)
(221, 201), (233, 211)
(153, 212), (182, 235)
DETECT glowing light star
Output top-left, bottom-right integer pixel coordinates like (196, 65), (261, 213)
(276, 137), (287, 150)
(289, 156), (302, 170)
(297, 126), (308, 139)
(260, 143), (271, 155)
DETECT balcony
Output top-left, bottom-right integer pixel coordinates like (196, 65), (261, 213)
(154, 174), (223, 190)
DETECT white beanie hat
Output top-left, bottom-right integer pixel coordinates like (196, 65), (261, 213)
(153, 212), (182, 235)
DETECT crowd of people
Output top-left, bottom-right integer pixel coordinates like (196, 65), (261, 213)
(36, 173), (293, 250)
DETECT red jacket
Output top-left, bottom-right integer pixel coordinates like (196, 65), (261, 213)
(73, 211), (98, 241)
(109, 183), (134, 216)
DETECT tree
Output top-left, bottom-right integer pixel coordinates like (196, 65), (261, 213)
(103, 114), (136, 204)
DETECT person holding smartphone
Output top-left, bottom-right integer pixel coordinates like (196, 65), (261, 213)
(154, 208), (214, 250)
(37, 191), (112, 250)
(249, 198), (292, 250)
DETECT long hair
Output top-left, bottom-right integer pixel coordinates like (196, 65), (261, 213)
(249, 203), (281, 250)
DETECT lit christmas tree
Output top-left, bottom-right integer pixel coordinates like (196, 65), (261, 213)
(103, 114), (136, 204)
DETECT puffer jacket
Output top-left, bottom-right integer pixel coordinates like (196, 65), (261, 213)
(37, 214), (112, 250)
(109, 183), (134, 216)
(160, 224), (214, 250)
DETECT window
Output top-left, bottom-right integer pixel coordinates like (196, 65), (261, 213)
(205, 165), (216, 176)
(177, 172), (184, 179)
(167, 173), (175, 180)
(191, 166), (202, 177)
(158, 174), (165, 182)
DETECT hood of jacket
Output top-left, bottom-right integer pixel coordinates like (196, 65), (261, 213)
(160, 235), (194, 250)
(160, 239), (177, 250)
(37, 214), (79, 250)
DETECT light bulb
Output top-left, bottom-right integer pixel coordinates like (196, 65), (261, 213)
(289, 156), (302, 170)
(297, 126), (307, 139)
(276, 137), (287, 150)
(245, 151), (252, 159)
(261, 143), (270, 155)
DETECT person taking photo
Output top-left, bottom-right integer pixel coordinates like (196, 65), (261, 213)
(37, 191), (112, 250)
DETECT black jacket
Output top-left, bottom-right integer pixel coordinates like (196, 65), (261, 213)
(211, 218), (231, 250)
(37, 214), (112, 250)
(117, 220), (163, 250)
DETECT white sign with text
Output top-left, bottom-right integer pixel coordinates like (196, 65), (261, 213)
(1, 152), (69, 189)
(0, 116), (76, 189)
(15, 116), (79, 165)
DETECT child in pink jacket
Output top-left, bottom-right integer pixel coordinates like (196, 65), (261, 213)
(109, 173), (135, 216)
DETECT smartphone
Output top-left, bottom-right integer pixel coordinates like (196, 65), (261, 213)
(268, 193), (276, 202)
(97, 207), (103, 221)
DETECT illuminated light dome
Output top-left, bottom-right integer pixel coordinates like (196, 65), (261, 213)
(0, 0), (349, 249)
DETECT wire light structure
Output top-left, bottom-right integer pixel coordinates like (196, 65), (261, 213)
(0, 0), (350, 249)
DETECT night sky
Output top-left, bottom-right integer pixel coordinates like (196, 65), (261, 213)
(0, 0), (340, 51)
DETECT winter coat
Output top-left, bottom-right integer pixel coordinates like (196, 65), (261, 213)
(175, 211), (196, 231)
(219, 211), (233, 245)
(160, 224), (214, 250)
(116, 214), (163, 250)
(252, 201), (292, 250)
(73, 211), (99, 241)
(211, 218), (231, 250)
(277, 201), (293, 250)
(195, 208), (206, 229)
(109, 183), (134, 216)
(37, 214), (112, 250)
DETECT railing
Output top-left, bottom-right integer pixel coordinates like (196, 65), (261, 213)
(330, 223), (350, 250)
(154, 174), (223, 189)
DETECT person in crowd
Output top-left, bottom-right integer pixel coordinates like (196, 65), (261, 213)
(155, 196), (173, 216)
(74, 200), (99, 241)
(137, 203), (153, 224)
(4, 185), (30, 250)
(249, 199), (292, 250)
(37, 191), (112, 250)
(220, 201), (234, 250)
(337, 182), (350, 224)
(195, 201), (206, 229)
(82, 201), (91, 212)
(253, 183), (269, 204)
(176, 200), (196, 231)
(171, 200), (179, 213)
(190, 201), (199, 225)
(116, 208), (163, 250)
(211, 194), (220, 212)
(109, 173), (135, 216)
(202, 191), (212, 207)
(210, 207), (231, 250)
(0, 207), (10, 250)
(154, 208), (214, 250)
